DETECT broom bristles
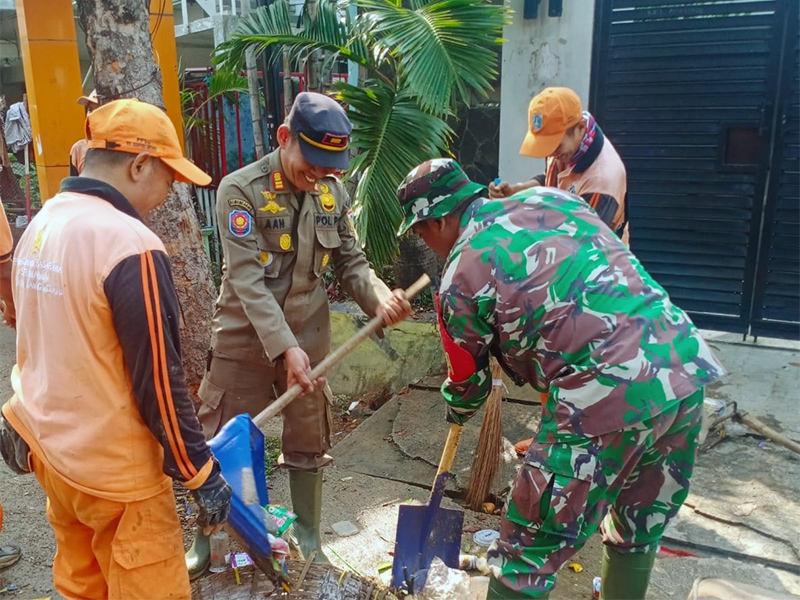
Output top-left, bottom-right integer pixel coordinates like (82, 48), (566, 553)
(466, 359), (504, 511)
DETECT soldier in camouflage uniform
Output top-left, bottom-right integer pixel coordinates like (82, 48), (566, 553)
(186, 93), (412, 577)
(396, 158), (725, 600)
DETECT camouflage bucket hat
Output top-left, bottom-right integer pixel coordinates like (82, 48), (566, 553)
(396, 158), (487, 235)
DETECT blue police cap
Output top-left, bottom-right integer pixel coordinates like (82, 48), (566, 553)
(288, 92), (352, 170)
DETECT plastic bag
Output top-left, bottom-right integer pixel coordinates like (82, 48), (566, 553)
(416, 557), (472, 600)
(262, 504), (297, 537)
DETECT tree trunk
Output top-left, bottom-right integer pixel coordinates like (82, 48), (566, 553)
(282, 0), (294, 117)
(393, 234), (443, 291)
(76, 0), (216, 395)
(304, 0), (325, 92)
(242, 0), (266, 159)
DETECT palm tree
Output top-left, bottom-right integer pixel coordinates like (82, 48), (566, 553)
(214, 0), (508, 267)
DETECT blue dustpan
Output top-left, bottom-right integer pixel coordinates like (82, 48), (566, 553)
(208, 414), (271, 561)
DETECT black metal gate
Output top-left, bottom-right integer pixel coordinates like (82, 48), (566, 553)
(590, 0), (800, 339)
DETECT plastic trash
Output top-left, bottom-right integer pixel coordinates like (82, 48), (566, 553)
(458, 554), (490, 574)
(472, 529), (500, 546)
(209, 529), (230, 573)
(417, 557), (471, 600)
(262, 504), (297, 536)
(593, 576), (602, 598)
(267, 533), (291, 559)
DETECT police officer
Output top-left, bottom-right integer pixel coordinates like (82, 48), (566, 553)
(187, 92), (411, 576)
(396, 158), (724, 600)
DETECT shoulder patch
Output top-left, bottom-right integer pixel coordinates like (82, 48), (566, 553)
(229, 210), (252, 238)
(228, 198), (254, 213)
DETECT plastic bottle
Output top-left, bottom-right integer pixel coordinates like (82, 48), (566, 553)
(209, 529), (230, 573)
(459, 554), (478, 570)
(593, 576), (602, 598)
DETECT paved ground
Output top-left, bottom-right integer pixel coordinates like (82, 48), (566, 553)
(1, 325), (799, 599)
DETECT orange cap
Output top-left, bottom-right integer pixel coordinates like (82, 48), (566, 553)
(86, 98), (211, 186)
(519, 87), (583, 158)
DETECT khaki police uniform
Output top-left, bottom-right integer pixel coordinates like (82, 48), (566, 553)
(198, 148), (391, 470)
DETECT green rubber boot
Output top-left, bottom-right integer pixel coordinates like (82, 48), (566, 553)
(599, 546), (656, 600)
(486, 575), (549, 599)
(185, 524), (210, 580)
(288, 470), (330, 564)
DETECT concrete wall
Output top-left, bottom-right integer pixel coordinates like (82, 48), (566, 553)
(327, 308), (445, 398)
(498, 1), (595, 183)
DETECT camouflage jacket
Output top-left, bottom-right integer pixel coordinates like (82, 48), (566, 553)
(437, 188), (725, 437)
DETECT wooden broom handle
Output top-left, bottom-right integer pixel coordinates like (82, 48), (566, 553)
(253, 274), (431, 428)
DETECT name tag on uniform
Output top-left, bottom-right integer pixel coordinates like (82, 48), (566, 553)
(261, 217), (287, 229)
(315, 214), (340, 228)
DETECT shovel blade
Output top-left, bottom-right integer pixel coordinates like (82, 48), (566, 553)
(391, 503), (464, 591)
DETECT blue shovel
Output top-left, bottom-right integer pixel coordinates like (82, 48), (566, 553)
(391, 423), (464, 593)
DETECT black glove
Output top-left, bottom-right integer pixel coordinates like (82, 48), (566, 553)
(0, 415), (32, 475)
(191, 460), (232, 529)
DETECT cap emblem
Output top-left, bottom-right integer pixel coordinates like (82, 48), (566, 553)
(532, 113), (544, 132)
(299, 132), (349, 152)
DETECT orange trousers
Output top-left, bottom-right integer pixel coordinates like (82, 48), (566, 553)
(31, 454), (190, 600)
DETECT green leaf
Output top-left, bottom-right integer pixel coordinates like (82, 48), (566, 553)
(355, 0), (509, 114)
(214, 0), (377, 74)
(337, 80), (453, 266)
(210, 0), (506, 266)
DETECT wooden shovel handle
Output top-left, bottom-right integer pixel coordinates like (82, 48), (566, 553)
(739, 412), (800, 455)
(253, 274), (432, 428)
(436, 423), (463, 477)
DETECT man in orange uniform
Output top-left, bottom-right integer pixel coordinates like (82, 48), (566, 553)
(490, 87), (628, 244)
(0, 198), (21, 570)
(69, 89), (100, 176)
(0, 99), (231, 599)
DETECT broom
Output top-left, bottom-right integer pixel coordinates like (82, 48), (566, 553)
(466, 359), (504, 511)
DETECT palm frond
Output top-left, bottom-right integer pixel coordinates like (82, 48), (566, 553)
(208, 70), (249, 100)
(355, 0), (509, 115)
(337, 80), (453, 266)
(213, 0), (376, 75)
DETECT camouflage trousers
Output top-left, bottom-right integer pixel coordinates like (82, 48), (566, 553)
(487, 389), (704, 598)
